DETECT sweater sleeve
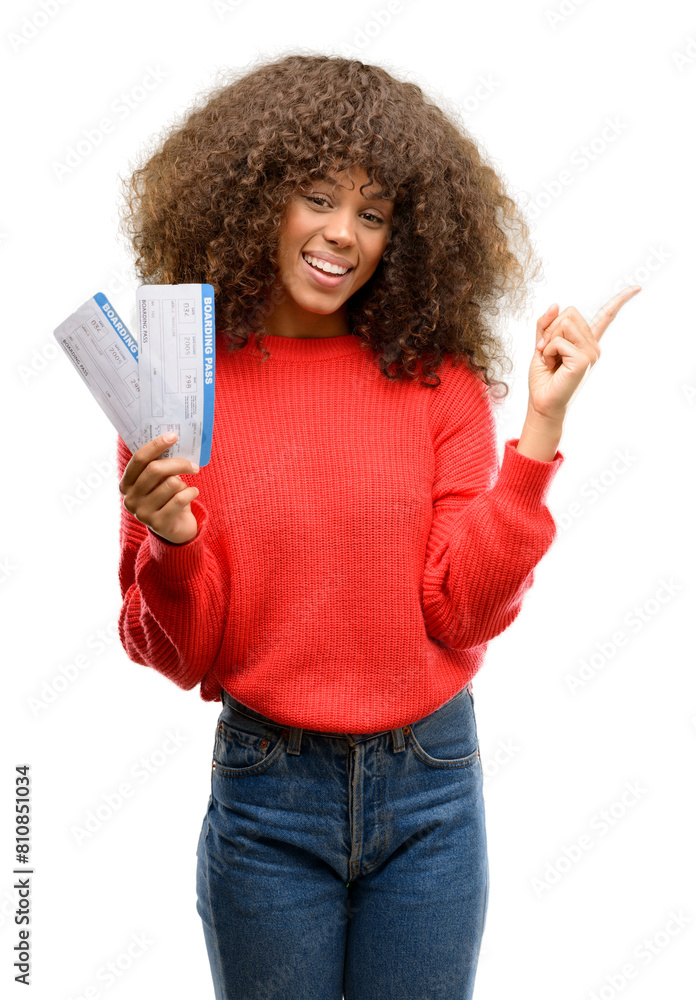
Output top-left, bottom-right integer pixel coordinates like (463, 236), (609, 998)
(116, 433), (229, 692)
(422, 363), (564, 650)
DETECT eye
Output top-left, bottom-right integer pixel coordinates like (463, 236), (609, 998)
(303, 196), (386, 225)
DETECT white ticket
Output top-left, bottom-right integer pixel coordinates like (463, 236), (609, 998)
(53, 292), (148, 455)
(136, 284), (216, 467)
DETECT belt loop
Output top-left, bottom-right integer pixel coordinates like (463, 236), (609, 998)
(285, 727), (303, 755)
(390, 726), (406, 753)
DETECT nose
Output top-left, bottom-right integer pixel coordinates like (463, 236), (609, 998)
(320, 208), (356, 246)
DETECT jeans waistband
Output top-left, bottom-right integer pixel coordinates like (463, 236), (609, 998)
(220, 682), (472, 746)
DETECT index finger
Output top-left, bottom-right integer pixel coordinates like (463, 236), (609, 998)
(589, 285), (641, 342)
(119, 433), (179, 493)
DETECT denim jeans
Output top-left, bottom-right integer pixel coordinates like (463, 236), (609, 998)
(196, 682), (489, 1000)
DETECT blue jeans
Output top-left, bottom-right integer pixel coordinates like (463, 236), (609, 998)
(196, 682), (489, 999)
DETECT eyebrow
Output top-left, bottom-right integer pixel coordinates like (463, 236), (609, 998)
(313, 177), (394, 203)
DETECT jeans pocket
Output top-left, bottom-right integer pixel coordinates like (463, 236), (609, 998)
(406, 687), (480, 770)
(212, 713), (286, 776)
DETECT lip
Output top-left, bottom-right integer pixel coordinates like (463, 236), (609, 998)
(302, 250), (355, 269)
(302, 253), (354, 288)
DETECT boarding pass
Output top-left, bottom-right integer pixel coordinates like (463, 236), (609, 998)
(53, 285), (216, 466)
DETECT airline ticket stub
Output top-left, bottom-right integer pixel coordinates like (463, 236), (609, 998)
(53, 292), (147, 455)
(136, 284), (216, 467)
(53, 285), (216, 467)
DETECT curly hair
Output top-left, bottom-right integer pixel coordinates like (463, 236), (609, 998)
(118, 52), (543, 399)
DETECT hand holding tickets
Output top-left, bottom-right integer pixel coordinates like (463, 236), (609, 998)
(119, 432), (200, 545)
(53, 284), (216, 466)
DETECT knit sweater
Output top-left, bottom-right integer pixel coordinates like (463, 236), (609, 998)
(116, 331), (564, 733)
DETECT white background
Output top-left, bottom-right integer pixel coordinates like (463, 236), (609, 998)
(3, 0), (695, 997)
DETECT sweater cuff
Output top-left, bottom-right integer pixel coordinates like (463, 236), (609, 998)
(144, 500), (210, 579)
(492, 438), (565, 510)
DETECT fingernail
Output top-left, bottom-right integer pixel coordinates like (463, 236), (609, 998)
(537, 338), (544, 349)
(164, 432), (176, 442)
(190, 463), (199, 474)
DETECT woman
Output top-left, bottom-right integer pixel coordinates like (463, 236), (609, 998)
(116, 53), (639, 1000)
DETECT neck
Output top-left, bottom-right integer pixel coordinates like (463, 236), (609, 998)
(263, 299), (350, 340)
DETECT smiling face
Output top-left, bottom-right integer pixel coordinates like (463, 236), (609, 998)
(264, 165), (395, 339)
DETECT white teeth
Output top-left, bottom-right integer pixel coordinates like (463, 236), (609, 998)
(303, 253), (349, 275)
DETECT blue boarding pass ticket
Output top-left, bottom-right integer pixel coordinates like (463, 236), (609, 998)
(136, 284), (216, 467)
(53, 285), (216, 466)
(53, 292), (148, 456)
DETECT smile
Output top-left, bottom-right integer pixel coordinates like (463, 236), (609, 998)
(301, 253), (354, 287)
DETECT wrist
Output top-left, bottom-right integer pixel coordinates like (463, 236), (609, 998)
(525, 402), (565, 431)
(517, 405), (564, 462)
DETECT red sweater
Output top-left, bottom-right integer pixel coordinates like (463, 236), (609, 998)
(116, 331), (564, 733)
